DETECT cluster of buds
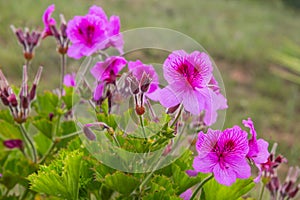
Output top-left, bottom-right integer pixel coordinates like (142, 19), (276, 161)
(0, 66), (42, 123)
(262, 143), (300, 199)
(43, 14), (69, 55)
(127, 72), (152, 116)
(10, 26), (41, 61)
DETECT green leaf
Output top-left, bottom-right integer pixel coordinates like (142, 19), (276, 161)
(0, 120), (22, 140)
(34, 132), (52, 155)
(202, 178), (255, 200)
(32, 118), (53, 139)
(0, 109), (14, 123)
(28, 150), (83, 199)
(34, 91), (59, 116)
(103, 171), (140, 196)
(62, 86), (80, 110)
(59, 120), (77, 136)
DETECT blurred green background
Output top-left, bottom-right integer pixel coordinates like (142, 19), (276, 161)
(0, 0), (299, 176)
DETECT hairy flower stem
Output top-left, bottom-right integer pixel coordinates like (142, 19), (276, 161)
(258, 182), (266, 200)
(190, 174), (214, 200)
(60, 53), (66, 95)
(19, 124), (37, 163)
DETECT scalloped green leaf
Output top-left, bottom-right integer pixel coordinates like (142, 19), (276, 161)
(202, 178), (255, 200)
(32, 118), (53, 139)
(103, 171), (140, 196)
(28, 150), (83, 199)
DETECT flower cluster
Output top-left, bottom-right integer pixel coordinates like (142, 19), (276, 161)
(192, 118), (269, 186)
(0, 66), (42, 123)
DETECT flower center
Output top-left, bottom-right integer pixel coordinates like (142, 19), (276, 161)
(176, 61), (202, 89)
(78, 25), (95, 46)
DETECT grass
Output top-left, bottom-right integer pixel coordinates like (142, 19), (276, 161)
(0, 0), (299, 188)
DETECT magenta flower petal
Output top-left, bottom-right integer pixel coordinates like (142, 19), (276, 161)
(186, 170), (198, 177)
(88, 5), (108, 21)
(179, 188), (193, 200)
(90, 56), (127, 83)
(42, 4), (56, 38)
(243, 118), (269, 164)
(93, 83), (104, 101)
(224, 155), (251, 179)
(158, 85), (181, 108)
(193, 153), (218, 173)
(63, 73), (76, 87)
(213, 163), (237, 186)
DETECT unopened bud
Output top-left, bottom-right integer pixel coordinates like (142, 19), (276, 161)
(0, 92), (9, 106)
(289, 185), (299, 198)
(50, 25), (60, 40)
(60, 22), (67, 39)
(49, 113), (54, 121)
(127, 75), (139, 95)
(7, 94), (18, 107)
(83, 126), (96, 141)
(167, 104), (180, 114)
(140, 72), (152, 93)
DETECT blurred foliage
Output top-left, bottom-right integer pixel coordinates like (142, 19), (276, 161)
(270, 40), (300, 84)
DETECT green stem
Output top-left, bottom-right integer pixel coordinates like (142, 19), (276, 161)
(190, 174), (214, 200)
(170, 104), (183, 127)
(139, 115), (147, 139)
(60, 53), (66, 95)
(57, 130), (82, 140)
(20, 124), (37, 163)
(39, 140), (57, 164)
(258, 182), (266, 200)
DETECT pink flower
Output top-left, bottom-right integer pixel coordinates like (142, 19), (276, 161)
(193, 127), (251, 186)
(159, 50), (227, 126)
(91, 56), (127, 83)
(90, 56), (126, 101)
(128, 60), (160, 101)
(67, 5), (123, 59)
(89, 6), (123, 53)
(179, 188), (193, 200)
(42, 4), (56, 38)
(63, 73), (76, 87)
(243, 118), (269, 182)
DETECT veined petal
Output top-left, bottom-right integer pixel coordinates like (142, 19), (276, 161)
(158, 85), (181, 108)
(213, 163), (237, 186)
(193, 153), (217, 174)
(224, 155), (251, 179)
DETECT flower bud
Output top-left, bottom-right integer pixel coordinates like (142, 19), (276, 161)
(7, 93), (18, 107)
(83, 126), (96, 141)
(3, 139), (23, 150)
(140, 72), (152, 93)
(127, 75), (139, 95)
